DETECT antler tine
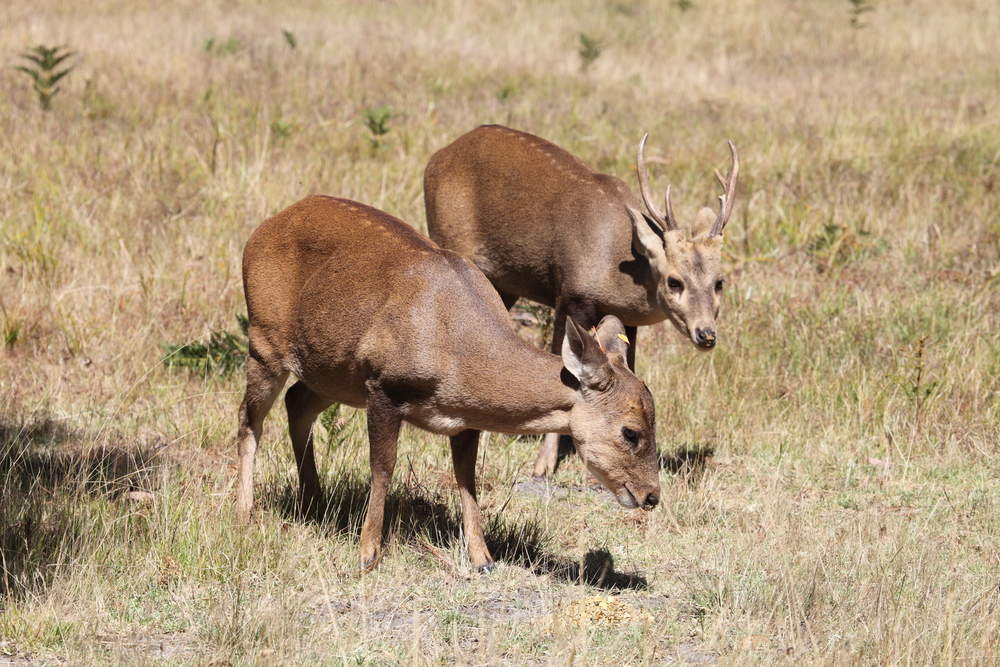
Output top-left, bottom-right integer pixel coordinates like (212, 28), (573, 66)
(664, 184), (677, 233)
(709, 140), (740, 237)
(637, 134), (677, 232)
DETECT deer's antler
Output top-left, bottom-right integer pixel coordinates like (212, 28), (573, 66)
(708, 141), (739, 238)
(637, 134), (678, 232)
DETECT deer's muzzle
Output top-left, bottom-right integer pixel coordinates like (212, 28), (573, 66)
(694, 328), (716, 349)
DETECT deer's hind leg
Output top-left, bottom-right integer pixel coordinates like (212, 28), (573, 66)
(236, 354), (288, 523)
(285, 381), (335, 518)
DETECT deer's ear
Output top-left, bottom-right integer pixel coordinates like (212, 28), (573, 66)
(594, 315), (629, 365)
(562, 318), (611, 388)
(691, 207), (717, 238)
(628, 207), (664, 260)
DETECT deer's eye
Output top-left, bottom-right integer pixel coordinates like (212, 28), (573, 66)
(622, 427), (640, 447)
(715, 279), (725, 293)
(667, 277), (684, 294)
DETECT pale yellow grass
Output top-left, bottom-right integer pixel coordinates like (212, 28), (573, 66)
(2, 0), (999, 665)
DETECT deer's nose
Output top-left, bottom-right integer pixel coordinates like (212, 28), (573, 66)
(695, 328), (716, 348)
(641, 491), (660, 510)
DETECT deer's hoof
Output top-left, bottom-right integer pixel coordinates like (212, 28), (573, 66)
(532, 460), (555, 478)
(360, 549), (382, 572)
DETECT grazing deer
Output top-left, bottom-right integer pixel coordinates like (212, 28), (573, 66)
(424, 125), (739, 476)
(235, 195), (660, 573)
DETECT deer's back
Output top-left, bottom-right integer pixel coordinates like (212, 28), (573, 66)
(242, 195), (516, 408)
(425, 125), (641, 307)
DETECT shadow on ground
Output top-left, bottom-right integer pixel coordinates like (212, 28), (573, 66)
(262, 470), (648, 590)
(535, 437), (715, 489)
(0, 414), (168, 601)
(660, 444), (714, 486)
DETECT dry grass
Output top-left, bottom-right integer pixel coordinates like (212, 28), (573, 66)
(2, 0), (999, 664)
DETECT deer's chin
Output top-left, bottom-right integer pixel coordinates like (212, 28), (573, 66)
(585, 463), (637, 509)
(616, 487), (640, 509)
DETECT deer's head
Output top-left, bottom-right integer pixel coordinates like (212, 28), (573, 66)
(562, 315), (660, 510)
(628, 137), (739, 351)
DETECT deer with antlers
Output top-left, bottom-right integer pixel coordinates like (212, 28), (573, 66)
(424, 125), (739, 476)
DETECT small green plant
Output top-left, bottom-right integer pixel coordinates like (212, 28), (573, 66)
(3, 320), (21, 350)
(203, 37), (240, 56)
(578, 33), (602, 70)
(83, 79), (116, 120)
(270, 117), (292, 140)
(890, 335), (938, 435)
(361, 105), (393, 148)
(849, 0), (874, 29)
(282, 29), (297, 50)
(673, 0), (695, 10)
(808, 221), (864, 272)
(162, 316), (248, 375)
(2, 303), (22, 351)
(680, 571), (726, 629)
(317, 404), (345, 448)
(15, 45), (75, 111)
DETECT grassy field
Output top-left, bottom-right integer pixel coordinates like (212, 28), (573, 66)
(2, 0), (1000, 664)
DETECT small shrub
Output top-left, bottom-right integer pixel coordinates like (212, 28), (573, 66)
(849, 0), (874, 29)
(15, 45), (75, 111)
(162, 316), (248, 375)
(808, 221), (865, 272)
(361, 105), (393, 149)
(203, 37), (240, 56)
(578, 33), (601, 70)
(2, 315), (21, 351)
(316, 404), (344, 450)
(889, 335), (938, 435)
(269, 117), (292, 140)
(282, 29), (297, 50)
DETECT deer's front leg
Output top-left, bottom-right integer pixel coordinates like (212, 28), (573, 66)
(624, 324), (637, 372)
(359, 387), (401, 571)
(450, 429), (494, 573)
(533, 433), (560, 478)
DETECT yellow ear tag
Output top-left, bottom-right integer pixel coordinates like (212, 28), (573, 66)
(616, 333), (630, 346)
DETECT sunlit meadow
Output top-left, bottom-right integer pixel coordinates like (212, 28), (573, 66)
(2, 0), (999, 664)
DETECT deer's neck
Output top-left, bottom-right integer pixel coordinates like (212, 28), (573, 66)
(404, 339), (577, 437)
(601, 255), (666, 326)
(469, 344), (576, 434)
